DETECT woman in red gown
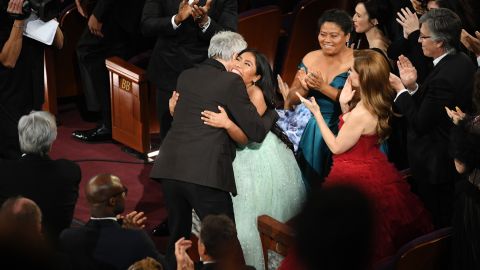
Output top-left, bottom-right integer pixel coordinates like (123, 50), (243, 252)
(295, 49), (433, 264)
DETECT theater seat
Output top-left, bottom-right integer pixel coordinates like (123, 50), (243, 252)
(238, 5), (282, 68)
(257, 215), (295, 270)
(44, 4), (86, 114)
(375, 227), (452, 270)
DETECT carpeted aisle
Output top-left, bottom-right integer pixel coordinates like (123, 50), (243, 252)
(49, 105), (167, 233)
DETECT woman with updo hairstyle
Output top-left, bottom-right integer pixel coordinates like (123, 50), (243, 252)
(352, 0), (391, 57)
(299, 49), (432, 263)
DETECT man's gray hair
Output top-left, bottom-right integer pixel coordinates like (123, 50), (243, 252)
(208, 31), (247, 61)
(419, 8), (462, 52)
(18, 111), (57, 155)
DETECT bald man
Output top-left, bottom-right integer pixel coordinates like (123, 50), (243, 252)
(60, 174), (165, 270)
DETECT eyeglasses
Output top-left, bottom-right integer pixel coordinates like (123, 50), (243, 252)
(418, 35), (432, 41)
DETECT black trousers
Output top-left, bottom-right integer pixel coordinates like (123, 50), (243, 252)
(160, 179), (243, 270)
(76, 21), (132, 129)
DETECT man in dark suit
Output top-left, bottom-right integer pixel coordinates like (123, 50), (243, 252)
(0, 111), (80, 244)
(390, 8), (476, 227)
(150, 31), (277, 269)
(141, 0), (237, 140)
(72, 0), (147, 142)
(60, 174), (165, 270)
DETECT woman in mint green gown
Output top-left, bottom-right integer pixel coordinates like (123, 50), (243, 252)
(278, 9), (354, 184)
(200, 49), (306, 270)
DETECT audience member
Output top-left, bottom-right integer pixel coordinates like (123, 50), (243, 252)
(390, 5), (432, 84)
(277, 9), (353, 184)
(175, 215), (254, 270)
(128, 257), (164, 270)
(150, 31), (277, 270)
(0, 0), (63, 159)
(278, 185), (374, 270)
(60, 174), (165, 270)
(0, 197), (66, 270)
(72, 0), (146, 142)
(141, 0), (237, 141)
(300, 49), (432, 262)
(390, 8), (476, 227)
(198, 48), (305, 270)
(449, 116), (480, 270)
(461, 29), (480, 65)
(352, 0), (391, 57)
(0, 111), (80, 245)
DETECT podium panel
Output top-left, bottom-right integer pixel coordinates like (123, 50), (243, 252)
(106, 56), (158, 154)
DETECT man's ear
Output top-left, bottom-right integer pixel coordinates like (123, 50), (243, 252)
(108, 197), (116, 207)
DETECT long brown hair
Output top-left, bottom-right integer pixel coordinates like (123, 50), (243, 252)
(353, 49), (394, 141)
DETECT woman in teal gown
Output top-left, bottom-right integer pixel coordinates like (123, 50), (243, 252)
(278, 9), (354, 184)
(200, 49), (306, 270)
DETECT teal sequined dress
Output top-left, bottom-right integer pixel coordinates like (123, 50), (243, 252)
(297, 71), (348, 185)
(232, 132), (306, 270)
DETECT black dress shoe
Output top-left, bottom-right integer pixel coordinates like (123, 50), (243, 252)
(72, 125), (112, 142)
(152, 220), (169, 236)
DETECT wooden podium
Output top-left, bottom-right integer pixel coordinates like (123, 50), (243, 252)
(106, 56), (159, 155)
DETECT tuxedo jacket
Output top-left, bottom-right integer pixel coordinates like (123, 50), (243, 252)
(141, 0), (237, 91)
(91, 0), (146, 35)
(60, 219), (164, 270)
(394, 52), (476, 185)
(0, 154), (80, 243)
(150, 59), (277, 195)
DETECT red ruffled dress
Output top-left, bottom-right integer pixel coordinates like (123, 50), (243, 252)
(324, 116), (433, 261)
(278, 116), (433, 269)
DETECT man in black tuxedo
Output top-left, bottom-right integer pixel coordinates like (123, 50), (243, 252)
(60, 174), (165, 270)
(150, 31), (277, 269)
(141, 0), (237, 140)
(0, 111), (80, 245)
(72, 0), (147, 142)
(390, 8), (476, 227)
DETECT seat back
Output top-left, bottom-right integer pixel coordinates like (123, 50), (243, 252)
(257, 215), (295, 270)
(43, 4), (86, 113)
(395, 227), (452, 270)
(376, 227), (452, 270)
(238, 5), (282, 68)
(279, 0), (350, 84)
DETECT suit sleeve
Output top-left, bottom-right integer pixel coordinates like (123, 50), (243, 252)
(141, 0), (177, 37)
(92, 0), (115, 22)
(200, 0), (237, 40)
(226, 77), (278, 143)
(394, 77), (453, 135)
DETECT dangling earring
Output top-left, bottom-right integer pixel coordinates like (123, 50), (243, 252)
(252, 81), (256, 86)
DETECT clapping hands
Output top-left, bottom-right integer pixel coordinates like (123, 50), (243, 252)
(396, 7), (419, 39)
(118, 211), (147, 229)
(445, 106), (466, 125)
(175, 237), (194, 270)
(296, 92), (321, 116)
(397, 55), (417, 91)
(460, 29), (480, 57)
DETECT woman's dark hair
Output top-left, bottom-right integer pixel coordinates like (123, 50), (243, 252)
(317, 9), (353, 34)
(238, 48), (294, 151)
(450, 118), (480, 174)
(358, 0), (390, 35)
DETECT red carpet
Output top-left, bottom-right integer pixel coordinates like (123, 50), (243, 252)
(49, 104), (167, 231)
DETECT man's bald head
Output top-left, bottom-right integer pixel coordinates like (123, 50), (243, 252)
(86, 174), (126, 217)
(0, 196), (42, 233)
